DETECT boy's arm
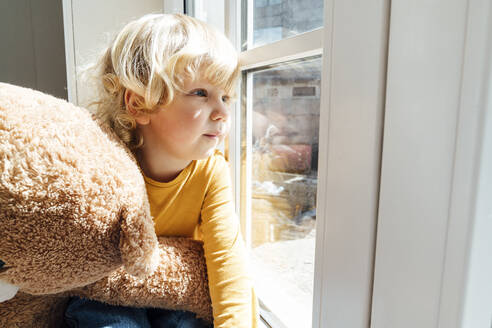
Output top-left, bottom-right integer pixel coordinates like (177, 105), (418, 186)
(200, 156), (259, 328)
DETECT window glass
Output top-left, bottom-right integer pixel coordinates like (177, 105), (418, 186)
(244, 0), (324, 49)
(245, 57), (321, 328)
(184, 0), (225, 33)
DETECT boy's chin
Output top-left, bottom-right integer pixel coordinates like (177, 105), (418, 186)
(202, 148), (217, 158)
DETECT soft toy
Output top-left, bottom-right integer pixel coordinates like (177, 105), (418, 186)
(0, 83), (212, 327)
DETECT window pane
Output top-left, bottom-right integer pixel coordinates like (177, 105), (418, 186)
(184, 0), (225, 33)
(244, 57), (321, 328)
(243, 0), (324, 49)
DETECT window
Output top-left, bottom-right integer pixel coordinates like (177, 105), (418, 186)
(248, 0), (324, 48)
(243, 57), (321, 327)
(238, 1), (323, 327)
(187, 1), (324, 326)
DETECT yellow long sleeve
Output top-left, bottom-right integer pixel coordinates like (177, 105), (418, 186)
(144, 151), (258, 327)
(199, 155), (258, 327)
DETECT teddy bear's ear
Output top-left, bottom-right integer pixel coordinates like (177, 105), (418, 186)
(118, 207), (159, 278)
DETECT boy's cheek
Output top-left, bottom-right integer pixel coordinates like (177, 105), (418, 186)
(224, 120), (231, 134)
(220, 128), (229, 144)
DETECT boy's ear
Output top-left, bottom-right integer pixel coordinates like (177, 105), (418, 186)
(124, 89), (150, 125)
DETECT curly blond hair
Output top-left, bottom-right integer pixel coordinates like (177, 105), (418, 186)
(90, 13), (240, 149)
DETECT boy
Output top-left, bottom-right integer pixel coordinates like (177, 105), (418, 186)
(65, 13), (258, 328)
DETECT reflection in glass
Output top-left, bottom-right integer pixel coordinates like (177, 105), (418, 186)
(245, 57), (321, 328)
(245, 0), (324, 49)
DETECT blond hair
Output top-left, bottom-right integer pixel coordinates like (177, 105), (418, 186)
(91, 13), (240, 149)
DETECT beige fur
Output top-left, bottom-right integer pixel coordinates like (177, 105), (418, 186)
(69, 237), (211, 321)
(0, 83), (212, 326)
(0, 293), (69, 328)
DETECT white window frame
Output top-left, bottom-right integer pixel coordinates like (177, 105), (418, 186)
(310, 1), (389, 327)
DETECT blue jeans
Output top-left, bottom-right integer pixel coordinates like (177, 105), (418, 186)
(64, 297), (212, 328)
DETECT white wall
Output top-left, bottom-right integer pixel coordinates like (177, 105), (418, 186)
(371, 0), (492, 327)
(63, 0), (163, 106)
(1, 0), (67, 99)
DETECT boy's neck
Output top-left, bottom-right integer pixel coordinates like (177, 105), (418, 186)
(136, 149), (191, 183)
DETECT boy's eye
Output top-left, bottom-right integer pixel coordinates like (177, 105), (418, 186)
(191, 89), (207, 97)
(222, 95), (231, 103)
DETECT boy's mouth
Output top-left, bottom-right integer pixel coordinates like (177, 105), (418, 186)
(203, 132), (223, 138)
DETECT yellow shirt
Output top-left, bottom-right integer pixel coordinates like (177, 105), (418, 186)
(144, 150), (258, 327)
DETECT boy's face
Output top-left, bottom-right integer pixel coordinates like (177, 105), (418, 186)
(137, 75), (232, 163)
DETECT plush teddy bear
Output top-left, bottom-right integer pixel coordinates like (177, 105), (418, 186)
(0, 83), (212, 327)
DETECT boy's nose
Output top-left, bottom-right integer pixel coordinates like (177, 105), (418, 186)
(211, 101), (229, 121)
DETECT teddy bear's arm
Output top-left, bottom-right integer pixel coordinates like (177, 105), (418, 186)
(64, 237), (213, 323)
(0, 292), (69, 328)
